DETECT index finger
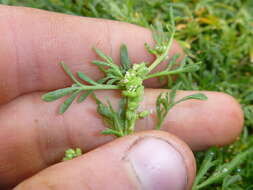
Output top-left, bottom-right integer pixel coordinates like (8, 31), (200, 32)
(0, 5), (183, 104)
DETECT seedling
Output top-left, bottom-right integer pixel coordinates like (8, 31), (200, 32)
(42, 20), (207, 159)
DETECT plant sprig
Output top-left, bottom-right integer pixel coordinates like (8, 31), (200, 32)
(192, 147), (253, 190)
(156, 84), (207, 130)
(42, 14), (207, 138)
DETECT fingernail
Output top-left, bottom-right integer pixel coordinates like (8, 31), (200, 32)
(127, 137), (187, 190)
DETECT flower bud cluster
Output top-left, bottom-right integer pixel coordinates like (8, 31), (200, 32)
(119, 63), (149, 130)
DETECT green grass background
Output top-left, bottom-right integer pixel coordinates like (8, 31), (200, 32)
(1, 0), (253, 189)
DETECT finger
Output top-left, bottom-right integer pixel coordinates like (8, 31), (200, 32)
(14, 131), (195, 190)
(0, 5), (183, 104)
(0, 90), (243, 188)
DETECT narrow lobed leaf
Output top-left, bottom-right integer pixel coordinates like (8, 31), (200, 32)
(156, 89), (207, 129)
(77, 71), (98, 85)
(175, 93), (208, 104)
(92, 60), (112, 68)
(93, 47), (113, 64)
(59, 90), (80, 114)
(107, 78), (119, 85)
(96, 99), (114, 120)
(42, 87), (76, 102)
(120, 44), (131, 72)
(60, 62), (79, 83)
(77, 90), (93, 103)
(102, 128), (123, 137)
(222, 175), (242, 189)
(193, 148), (219, 188)
(196, 148), (253, 189)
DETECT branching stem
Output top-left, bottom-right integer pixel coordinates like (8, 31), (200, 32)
(147, 31), (175, 73)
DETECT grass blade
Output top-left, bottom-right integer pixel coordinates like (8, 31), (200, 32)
(196, 148), (253, 189)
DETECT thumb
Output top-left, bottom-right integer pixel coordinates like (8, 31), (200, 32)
(14, 131), (196, 190)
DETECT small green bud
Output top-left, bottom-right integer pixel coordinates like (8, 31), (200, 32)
(138, 110), (150, 118)
(62, 148), (83, 161)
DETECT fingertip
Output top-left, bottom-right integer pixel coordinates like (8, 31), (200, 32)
(141, 90), (244, 151)
(211, 92), (244, 145)
(191, 91), (244, 149)
(126, 131), (196, 190)
(169, 91), (243, 151)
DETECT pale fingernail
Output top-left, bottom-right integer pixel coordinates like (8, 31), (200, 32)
(127, 137), (187, 190)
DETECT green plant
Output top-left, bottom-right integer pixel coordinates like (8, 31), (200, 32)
(2, 0), (253, 189)
(42, 14), (207, 152)
(62, 148), (82, 161)
(192, 147), (253, 190)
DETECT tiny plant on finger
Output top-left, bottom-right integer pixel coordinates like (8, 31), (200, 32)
(42, 11), (207, 160)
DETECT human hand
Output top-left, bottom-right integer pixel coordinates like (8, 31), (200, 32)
(0, 5), (243, 190)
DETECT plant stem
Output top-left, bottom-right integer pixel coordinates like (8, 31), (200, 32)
(194, 148), (253, 190)
(147, 31), (175, 73)
(78, 84), (121, 91)
(144, 67), (190, 79)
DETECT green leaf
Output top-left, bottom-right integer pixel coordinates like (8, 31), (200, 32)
(156, 92), (170, 129)
(244, 92), (253, 102)
(175, 93), (208, 104)
(178, 63), (200, 73)
(169, 88), (177, 103)
(152, 21), (164, 44)
(92, 60), (112, 68)
(97, 100), (114, 119)
(120, 44), (131, 72)
(118, 97), (127, 120)
(93, 94), (125, 136)
(93, 47), (123, 78)
(77, 77), (110, 103)
(165, 53), (181, 71)
(196, 148), (253, 189)
(193, 148), (218, 188)
(60, 62), (80, 84)
(101, 128), (123, 137)
(138, 110), (150, 118)
(42, 87), (76, 102)
(222, 175), (242, 190)
(93, 47), (113, 64)
(77, 90), (92, 103)
(107, 68), (123, 78)
(244, 105), (253, 125)
(59, 90), (80, 114)
(92, 60), (123, 78)
(156, 89), (207, 129)
(77, 72), (98, 85)
(107, 78), (119, 85)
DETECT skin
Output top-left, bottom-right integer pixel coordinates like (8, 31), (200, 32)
(0, 5), (244, 190)
(14, 131), (196, 190)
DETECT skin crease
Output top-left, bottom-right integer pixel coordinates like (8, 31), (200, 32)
(0, 5), (244, 190)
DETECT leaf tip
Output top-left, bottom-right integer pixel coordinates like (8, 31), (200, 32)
(59, 107), (66, 114)
(41, 94), (48, 102)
